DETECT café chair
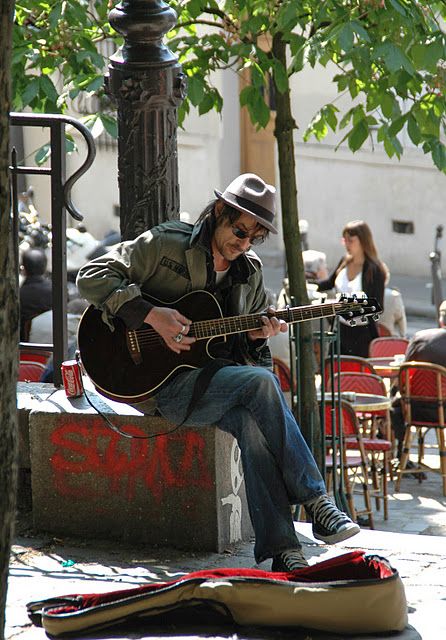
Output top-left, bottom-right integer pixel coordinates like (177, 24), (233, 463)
(322, 399), (374, 528)
(18, 345), (52, 382)
(395, 361), (446, 496)
(369, 337), (410, 358)
(323, 355), (377, 386)
(327, 372), (392, 519)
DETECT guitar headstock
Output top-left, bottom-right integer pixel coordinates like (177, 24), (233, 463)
(337, 294), (382, 326)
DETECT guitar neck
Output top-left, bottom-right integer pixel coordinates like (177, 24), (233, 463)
(190, 302), (341, 341)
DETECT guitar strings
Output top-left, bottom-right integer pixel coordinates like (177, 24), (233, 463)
(130, 302), (372, 348)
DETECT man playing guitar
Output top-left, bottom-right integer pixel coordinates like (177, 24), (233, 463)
(77, 173), (360, 571)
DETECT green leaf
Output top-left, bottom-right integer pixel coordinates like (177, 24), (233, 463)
(276, 3), (299, 31)
(250, 64), (264, 89)
(340, 108), (355, 130)
(388, 114), (407, 137)
(85, 76), (104, 93)
(334, 74), (349, 92)
(410, 43), (426, 69)
(48, 2), (63, 28)
(247, 90), (270, 129)
(21, 77), (40, 107)
(374, 42), (415, 75)
(303, 113), (328, 142)
(187, 75), (205, 106)
(425, 40), (444, 73)
(407, 114), (422, 145)
(35, 144), (51, 166)
(65, 137), (76, 154)
(240, 85), (257, 107)
(350, 21), (371, 43)
(339, 24), (354, 53)
(198, 91), (215, 116)
(387, 0), (408, 17)
(40, 75), (59, 102)
(99, 114), (118, 138)
(380, 93), (395, 119)
(323, 104), (339, 131)
(271, 60), (288, 94)
(348, 120), (369, 152)
(186, 0), (203, 17)
(430, 140), (446, 172)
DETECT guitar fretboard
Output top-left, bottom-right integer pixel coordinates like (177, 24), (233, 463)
(189, 302), (344, 340)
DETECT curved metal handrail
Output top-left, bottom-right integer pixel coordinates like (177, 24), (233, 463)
(10, 112), (97, 221)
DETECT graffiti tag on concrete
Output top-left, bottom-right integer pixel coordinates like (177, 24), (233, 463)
(50, 418), (213, 502)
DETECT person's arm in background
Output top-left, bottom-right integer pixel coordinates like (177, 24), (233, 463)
(316, 258), (343, 292)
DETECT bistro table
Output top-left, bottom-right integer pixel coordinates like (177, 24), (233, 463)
(367, 356), (404, 380)
(319, 391), (391, 412)
(319, 391), (392, 442)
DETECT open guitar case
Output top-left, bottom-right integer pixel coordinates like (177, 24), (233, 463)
(27, 550), (408, 637)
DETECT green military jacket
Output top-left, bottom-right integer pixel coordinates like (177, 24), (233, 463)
(77, 219), (271, 368)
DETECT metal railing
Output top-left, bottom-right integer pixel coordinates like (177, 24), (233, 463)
(289, 315), (349, 515)
(10, 112), (96, 386)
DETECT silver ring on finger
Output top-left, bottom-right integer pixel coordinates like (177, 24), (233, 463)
(174, 333), (184, 343)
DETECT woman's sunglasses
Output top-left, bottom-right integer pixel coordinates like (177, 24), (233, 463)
(231, 225), (266, 246)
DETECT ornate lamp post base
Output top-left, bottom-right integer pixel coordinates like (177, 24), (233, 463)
(107, 0), (187, 240)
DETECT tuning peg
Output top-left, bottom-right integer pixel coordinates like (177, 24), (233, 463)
(373, 314), (381, 321)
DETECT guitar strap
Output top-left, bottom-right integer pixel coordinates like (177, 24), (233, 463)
(178, 358), (236, 426)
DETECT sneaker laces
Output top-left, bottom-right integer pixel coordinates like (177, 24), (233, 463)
(279, 548), (308, 570)
(310, 496), (349, 531)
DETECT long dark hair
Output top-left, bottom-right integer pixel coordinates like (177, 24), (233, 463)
(339, 220), (386, 282)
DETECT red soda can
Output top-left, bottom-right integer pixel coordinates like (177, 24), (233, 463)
(61, 360), (84, 398)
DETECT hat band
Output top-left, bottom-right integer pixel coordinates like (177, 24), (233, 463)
(230, 194), (275, 225)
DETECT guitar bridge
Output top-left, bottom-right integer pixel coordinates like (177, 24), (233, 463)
(126, 330), (142, 365)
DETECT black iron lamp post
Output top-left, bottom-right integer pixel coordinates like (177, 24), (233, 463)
(107, 0), (187, 240)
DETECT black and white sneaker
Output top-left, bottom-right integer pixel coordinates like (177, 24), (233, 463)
(271, 548), (309, 572)
(305, 494), (360, 544)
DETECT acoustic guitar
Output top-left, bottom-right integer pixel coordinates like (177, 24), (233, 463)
(77, 290), (381, 403)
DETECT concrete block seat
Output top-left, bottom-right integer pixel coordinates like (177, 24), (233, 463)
(17, 381), (253, 552)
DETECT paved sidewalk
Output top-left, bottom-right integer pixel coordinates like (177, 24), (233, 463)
(7, 462), (446, 639)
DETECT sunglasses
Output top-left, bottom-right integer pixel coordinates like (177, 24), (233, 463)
(231, 225), (266, 246)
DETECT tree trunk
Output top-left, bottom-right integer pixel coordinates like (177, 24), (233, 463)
(272, 33), (322, 469)
(0, 3), (18, 637)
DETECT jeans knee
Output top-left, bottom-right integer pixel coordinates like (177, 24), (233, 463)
(244, 367), (280, 399)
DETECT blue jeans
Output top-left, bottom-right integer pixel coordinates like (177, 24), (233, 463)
(155, 365), (326, 563)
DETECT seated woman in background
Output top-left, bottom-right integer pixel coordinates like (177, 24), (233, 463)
(317, 220), (386, 358)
